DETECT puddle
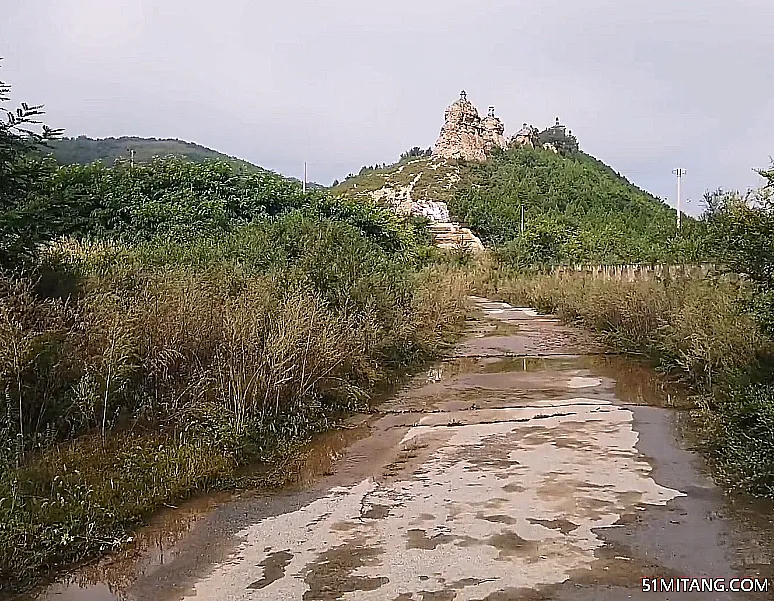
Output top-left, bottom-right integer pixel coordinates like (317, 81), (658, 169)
(266, 423), (372, 489)
(23, 493), (228, 601)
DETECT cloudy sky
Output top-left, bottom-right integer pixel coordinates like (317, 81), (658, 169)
(3, 1), (772, 215)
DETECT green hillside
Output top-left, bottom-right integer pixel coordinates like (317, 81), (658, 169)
(334, 146), (706, 264)
(332, 156), (465, 206)
(453, 147), (708, 264)
(45, 135), (263, 173)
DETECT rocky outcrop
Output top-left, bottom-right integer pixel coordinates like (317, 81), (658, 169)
(481, 107), (506, 154)
(432, 94), (579, 159)
(433, 91), (505, 162)
(510, 123), (540, 149)
(412, 200), (450, 222)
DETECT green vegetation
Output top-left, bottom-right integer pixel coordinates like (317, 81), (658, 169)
(2, 57), (773, 595)
(450, 147), (706, 265)
(537, 121), (579, 154)
(334, 139), (707, 265)
(704, 177), (774, 334)
(333, 157), (465, 207)
(1, 64), (62, 268)
(0, 70), (467, 593)
(399, 146), (433, 161)
(44, 135), (263, 173)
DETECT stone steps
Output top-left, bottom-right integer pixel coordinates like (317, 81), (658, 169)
(428, 222), (485, 252)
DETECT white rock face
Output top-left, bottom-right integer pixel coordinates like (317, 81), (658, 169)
(370, 173), (450, 223)
(412, 200), (450, 222)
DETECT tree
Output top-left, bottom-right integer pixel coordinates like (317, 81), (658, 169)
(0, 60), (62, 268)
(399, 146), (432, 161)
(705, 167), (774, 332)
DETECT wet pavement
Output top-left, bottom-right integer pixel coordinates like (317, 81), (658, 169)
(28, 297), (774, 600)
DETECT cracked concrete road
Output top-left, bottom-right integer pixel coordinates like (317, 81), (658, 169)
(32, 297), (773, 601)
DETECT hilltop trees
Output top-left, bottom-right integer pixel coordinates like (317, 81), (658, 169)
(44, 136), (264, 174)
(400, 146), (432, 161)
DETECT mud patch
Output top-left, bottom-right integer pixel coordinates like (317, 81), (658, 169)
(247, 550), (293, 590)
(479, 514), (519, 525)
(527, 518), (579, 535)
(303, 542), (388, 601)
(486, 531), (540, 559)
(407, 529), (457, 550)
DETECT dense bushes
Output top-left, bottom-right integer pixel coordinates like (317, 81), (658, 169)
(45, 157), (305, 240)
(0, 216), (468, 589)
(703, 173), (774, 333)
(1, 64), (61, 268)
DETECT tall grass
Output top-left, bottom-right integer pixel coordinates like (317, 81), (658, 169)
(472, 266), (774, 499)
(0, 220), (468, 592)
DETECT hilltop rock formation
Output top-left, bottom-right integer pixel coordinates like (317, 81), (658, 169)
(334, 95), (585, 254)
(537, 118), (579, 154)
(432, 91), (580, 160)
(433, 91), (505, 162)
(481, 106), (506, 154)
(510, 123), (540, 149)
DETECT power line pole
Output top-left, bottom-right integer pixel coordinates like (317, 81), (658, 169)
(672, 168), (685, 229)
(520, 204), (525, 234)
(303, 161), (307, 194)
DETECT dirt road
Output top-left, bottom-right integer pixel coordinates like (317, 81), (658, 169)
(34, 298), (773, 600)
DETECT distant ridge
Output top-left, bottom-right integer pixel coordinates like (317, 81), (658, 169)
(45, 135), (266, 173)
(45, 136), (327, 189)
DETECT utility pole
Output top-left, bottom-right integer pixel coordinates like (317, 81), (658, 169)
(127, 148), (135, 170)
(672, 168), (685, 229)
(520, 204), (525, 234)
(303, 161), (307, 194)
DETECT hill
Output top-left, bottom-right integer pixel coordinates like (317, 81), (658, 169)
(44, 136), (327, 190)
(45, 135), (264, 172)
(453, 147), (699, 264)
(333, 147), (705, 264)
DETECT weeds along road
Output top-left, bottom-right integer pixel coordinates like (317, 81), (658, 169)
(32, 298), (774, 601)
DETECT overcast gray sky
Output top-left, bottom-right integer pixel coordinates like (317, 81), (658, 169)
(3, 1), (772, 215)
